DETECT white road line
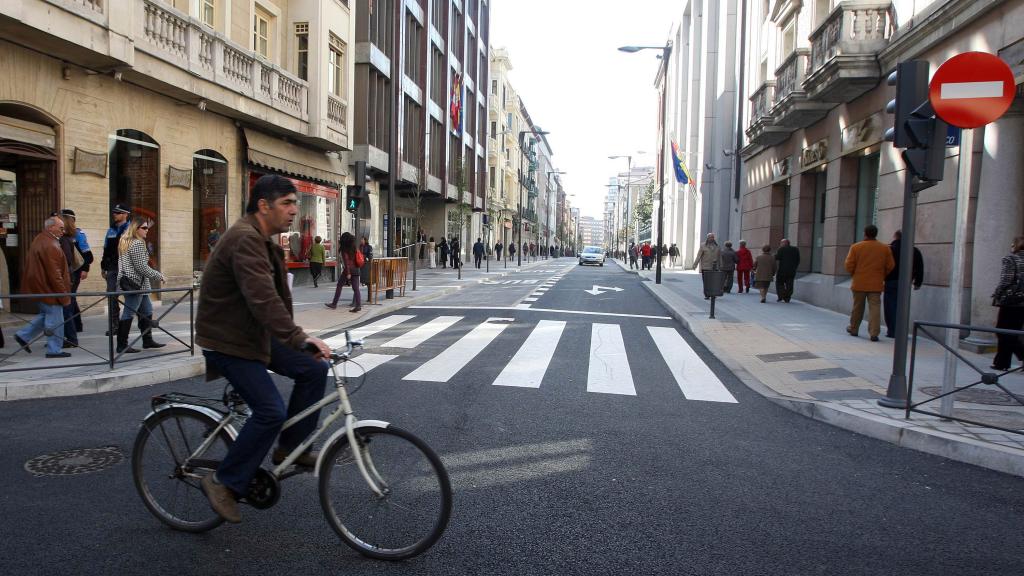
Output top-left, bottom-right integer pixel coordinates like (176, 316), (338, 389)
(940, 80), (1005, 100)
(327, 314), (416, 345)
(333, 353), (397, 379)
(516, 304), (532, 309)
(648, 327), (737, 403)
(587, 324), (636, 395)
(403, 318), (510, 382)
(409, 305), (672, 320)
(523, 298), (538, 302)
(382, 316), (462, 348)
(493, 320), (566, 388)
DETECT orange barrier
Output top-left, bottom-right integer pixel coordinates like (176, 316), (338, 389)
(366, 257), (409, 304)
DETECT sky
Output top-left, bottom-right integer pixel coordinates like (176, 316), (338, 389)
(489, 0), (682, 220)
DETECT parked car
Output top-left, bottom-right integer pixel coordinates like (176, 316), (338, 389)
(578, 246), (605, 266)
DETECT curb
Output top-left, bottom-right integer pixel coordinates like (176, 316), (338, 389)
(629, 260), (1024, 478)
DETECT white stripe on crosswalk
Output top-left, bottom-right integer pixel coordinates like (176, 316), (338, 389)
(648, 327), (737, 403)
(587, 323), (635, 395)
(404, 318), (510, 382)
(493, 320), (566, 388)
(334, 353), (397, 379)
(340, 314), (416, 343)
(382, 316), (462, 348)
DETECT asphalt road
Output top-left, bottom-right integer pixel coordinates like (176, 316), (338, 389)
(3, 258), (1023, 575)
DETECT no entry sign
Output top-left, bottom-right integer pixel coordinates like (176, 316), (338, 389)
(929, 52), (1016, 129)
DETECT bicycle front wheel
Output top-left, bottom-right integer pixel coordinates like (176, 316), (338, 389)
(318, 425), (452, 560)
(132, 407), (233, 533)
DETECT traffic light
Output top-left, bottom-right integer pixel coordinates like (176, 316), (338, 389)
(346, 185), (362, 213)
(884, 61), (929, 149)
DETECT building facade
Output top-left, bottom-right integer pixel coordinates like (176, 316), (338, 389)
(0, 0), (355, 306)
(738, 0), (1024, 344)
(578, 215), (604, 249)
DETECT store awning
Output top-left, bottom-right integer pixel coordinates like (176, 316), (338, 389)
(244, 128), (346, 187)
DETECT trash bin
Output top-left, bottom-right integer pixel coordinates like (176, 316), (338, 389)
(701, 269), (726, 298)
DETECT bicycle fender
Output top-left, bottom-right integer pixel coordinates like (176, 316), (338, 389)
(314, 419), (390, 478)
(143, 404), (241, 442)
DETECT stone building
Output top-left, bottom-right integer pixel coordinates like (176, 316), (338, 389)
(0, 0), (355, 302)
(738, 0), (1024, 346)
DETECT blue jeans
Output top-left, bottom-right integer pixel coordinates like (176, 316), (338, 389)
(120, 293), (152, 321)
(16, 303), (64, 355)
(203, 339), (329, 496)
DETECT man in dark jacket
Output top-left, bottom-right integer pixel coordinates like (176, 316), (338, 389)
(196, 175), (331, 524)
(473, 237), (485, 268)
(884, 230), (924, 338)
(720, 241), (739, 293)
(100, 204), (131, 335)
(14, 217), (72, 358)
(774, 239), (800, 302)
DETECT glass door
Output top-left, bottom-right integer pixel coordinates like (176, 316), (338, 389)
(811, 171), (826, 272)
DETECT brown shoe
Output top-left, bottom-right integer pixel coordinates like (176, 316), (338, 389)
(272, 447), (319, 468)
(201, 474), (241, 523)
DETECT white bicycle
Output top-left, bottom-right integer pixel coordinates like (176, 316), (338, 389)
(131, 331), (452, 560)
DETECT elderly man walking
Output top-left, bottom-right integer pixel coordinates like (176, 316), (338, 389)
(692, 233), (723, 299)
(774, 239), (800, 303)
(720, 241), (738, 293)
(845, 224), (895, 341)
(14, 216), (72, 358)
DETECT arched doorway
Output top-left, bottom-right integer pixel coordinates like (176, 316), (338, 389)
(0, 104), (59, 312)
(109, 129), (160, 269)
(192, 149), (228, 271)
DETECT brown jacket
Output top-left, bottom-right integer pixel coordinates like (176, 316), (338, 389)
(845, 239), (895, 292)
(196, 215), (308, 364)
(753, 253), (777, 283)
(23, 231), (71, 306)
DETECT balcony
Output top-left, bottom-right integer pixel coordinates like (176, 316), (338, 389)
(770, 49), (830, 130)
(326, 94), (348, 135)
(805, 2), (895, 103)
(745, 81), (789, 146)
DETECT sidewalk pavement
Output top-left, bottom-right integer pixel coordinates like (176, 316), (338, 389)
(0, 256), (552, 401)
(619, 257), (1024, 477)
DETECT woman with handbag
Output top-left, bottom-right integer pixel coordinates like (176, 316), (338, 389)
(325, 232), (362, 312)
(116, 218), (166, 353)
(991, 235), (1024, 370)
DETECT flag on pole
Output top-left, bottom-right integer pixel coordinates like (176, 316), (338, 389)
(670, 140), (691, 184)
(450, 72), (464, 135)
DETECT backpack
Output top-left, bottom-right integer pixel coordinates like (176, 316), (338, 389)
(355, 250), (365, 268)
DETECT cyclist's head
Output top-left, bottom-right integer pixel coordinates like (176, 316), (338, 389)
(247, 175), (297, 214)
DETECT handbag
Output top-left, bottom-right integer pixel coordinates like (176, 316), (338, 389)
(355, 249), (365, 268)
(71, 245), (86, 272)
(119, 275), (142, 292)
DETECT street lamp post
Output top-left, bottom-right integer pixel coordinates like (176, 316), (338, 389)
(518, 127), (549, 267)
(619, 42), (672, 284)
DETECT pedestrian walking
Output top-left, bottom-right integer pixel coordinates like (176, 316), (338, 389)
(641, 241), (652, 270)
(720, 241), (738, 293)
(359, 236), (373, 302)
(692, 234), (723, 299)
(844, 224), (895, 341)
(13, 216), (72, 358)
(100, 203), (131, 335)
(438, 237), (449, 269)
(308, 235), (325, 288)
(659, 244), (668, 268)
(494, 241), (503, 262)
(418, 228), (427, 261)
(57, 209), (92, 348)
(774, 239), (800, 303)
(628, 241), (639, 269)
(428, 236), (437, 268)
(473, 237), (485, 268)
(736, 240), (754, 294)
(669, 243), (679, 268)
(508, 241), (516, 262)
(117, 217), (166, 353)
(883, 230), (923, 338)
(325, 232), (362, 312)
(990, 235), (1024, 370)
(753, 245), (776, 303)
(451, 236), (461, 269)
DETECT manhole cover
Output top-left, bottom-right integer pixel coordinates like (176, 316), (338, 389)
(24, 446), (123, 477)
(919, 386), (1024, 406)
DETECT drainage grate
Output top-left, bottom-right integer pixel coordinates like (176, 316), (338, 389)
(24, 446), (124, 477)
(920, 386), (1024, 407)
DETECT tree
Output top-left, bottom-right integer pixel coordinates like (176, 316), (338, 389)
(634, 179), (655, 231)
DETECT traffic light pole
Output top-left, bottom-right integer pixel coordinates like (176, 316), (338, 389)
(879, 170), (919, 408)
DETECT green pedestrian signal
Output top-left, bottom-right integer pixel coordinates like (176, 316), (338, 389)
(346, 185), (363, 213)
(346, 197), (360, 212)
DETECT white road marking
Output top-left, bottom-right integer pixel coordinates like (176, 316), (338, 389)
(940, 80), (1005, 100)
(323, 314), (416, 348)
(648, 327), (737, 403)
(409, 305), (672, 320)
(403, 318), (510, 382)
(334, 353), (397, 379)
(493, 320), (566, 388)
(382, 316), (462, 348)
(587, 323), (636, 395)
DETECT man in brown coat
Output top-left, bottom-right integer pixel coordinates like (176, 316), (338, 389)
(14, 216), (72, 358)
(844, 224), (895, 341)
(196, 174), (331, 524)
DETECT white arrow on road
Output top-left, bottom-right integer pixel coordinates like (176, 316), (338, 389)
(584, 285), (624, 296)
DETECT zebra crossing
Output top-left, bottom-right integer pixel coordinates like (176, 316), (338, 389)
(325, 314), (738, 403)
(519, 268), (570, 309)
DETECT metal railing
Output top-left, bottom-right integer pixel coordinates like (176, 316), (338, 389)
(0, 287), (194, 372)
(906, 321), (1024, 435)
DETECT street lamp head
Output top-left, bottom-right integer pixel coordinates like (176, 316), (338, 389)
(618, 46), (643, 53)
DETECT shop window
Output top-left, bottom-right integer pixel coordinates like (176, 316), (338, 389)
(248, 172), (338, 269)
(110, 129), (160, 271)
(854, 153), (880, 242)
(193, 150), (228, 271)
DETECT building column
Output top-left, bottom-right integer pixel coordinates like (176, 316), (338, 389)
(964, 103), (1024, 349)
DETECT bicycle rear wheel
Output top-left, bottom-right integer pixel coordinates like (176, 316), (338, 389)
(132, 407), (233, 533)
(318, 425), (452, 560)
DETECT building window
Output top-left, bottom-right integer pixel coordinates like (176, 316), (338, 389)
(780, 16), (796, 59)
(405, 13), (423, 85)
(201, 0), (215, 27)
(854, 153), (880, 243)
(490, 121), (496, 137)
(296, 23), (309, 80)
(491, 79), (497, 94)
(328, 34), (345, 97)
(430, 47), (444, 106)
(254, 7), (271, 58)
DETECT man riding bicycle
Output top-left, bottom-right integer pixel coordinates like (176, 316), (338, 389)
(196, 174), (331, 523)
